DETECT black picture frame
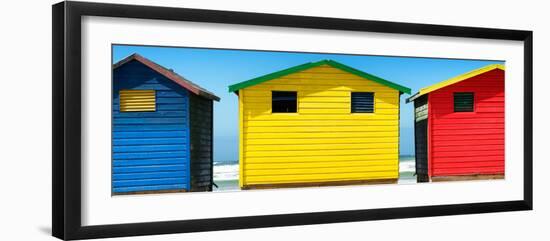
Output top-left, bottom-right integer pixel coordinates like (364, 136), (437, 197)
(52, 1), (533, 240)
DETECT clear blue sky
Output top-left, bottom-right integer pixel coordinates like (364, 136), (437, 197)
(113, 44), (503, 160)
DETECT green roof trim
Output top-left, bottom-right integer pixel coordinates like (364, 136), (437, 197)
(227, 59), (411, 94)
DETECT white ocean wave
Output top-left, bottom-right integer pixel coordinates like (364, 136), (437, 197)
(213, 164), (239, 181)
(399, 158), (416, 173)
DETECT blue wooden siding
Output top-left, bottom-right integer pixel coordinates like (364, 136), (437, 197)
(112, 60), (190, 194)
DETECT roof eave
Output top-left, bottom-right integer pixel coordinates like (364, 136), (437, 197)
(227, 59), (412, 94)
(406, 92), (423, 103)
(412, 64), (505, 99)
(199, 91), (221, 101)
(113, 53), (221, 101)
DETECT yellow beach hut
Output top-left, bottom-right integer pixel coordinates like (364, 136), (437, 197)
(228, 60), (411, 189)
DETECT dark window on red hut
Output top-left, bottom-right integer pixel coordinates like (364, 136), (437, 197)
(454, 92), (474, 112)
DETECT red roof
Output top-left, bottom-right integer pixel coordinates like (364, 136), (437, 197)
(113, 54), (220, 101)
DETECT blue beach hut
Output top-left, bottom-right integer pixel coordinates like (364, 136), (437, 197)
(112, 54), (220, 194)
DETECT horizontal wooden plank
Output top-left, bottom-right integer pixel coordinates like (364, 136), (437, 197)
(268, 73), (396, 84)
(245, 142), (397, 151)
(305, 108), (397, 114)
(288, 67), (347, 75)
(113, 178), (187, 188)
(194, 176), (213, 182)
(244, 148), (398, 158)
(153, 91), (186, 97)
(155, 104), (188, 111)
(113, 184), (187, 193)
(118, 104), (189, 112)
(431, 110), (504, 116)
(431, 134), (503, 142)
(432, 128), (504, 136)
(120, 107), (155, 112)
(113, 138), (187, 146)
(113, 124), (187, 131)
(434, 155), (504, 163)
(245, 153), (397, 163)
(245, 159), (397, 170)
(244, 114), (398, 121)
(113, 151), (187, 160)
(433, 118), (503, 125)
(113, 144), (187, 153)
(431, 139), (503, 147)
(117, 98), (156, 103)
(430, 95), (504, 103)
(113, 164), (187, 173)
(113, 171), (187, 180)
(113, 117), (187, 124)
(430, 174), (504, 182)
(117, 94), (157, 99)
(262, 77), (395, 85)
(432, 160), (504, 169)
(431, 89), (503, 95)
(476, 103), (505, 108)
(247, 84), (398, 92)
(113, 110), (187, 118)
(431, 113), (504, 119)
(119, 90), (155, 94)
(475, 107), (505, 112)
(243, 90), (397, 98)
(428, 100), (503, 107)
(191, 170), (213, 177)
(301, 102), (397, 109)
(116, 98), (186, 105)
(433, 145), (504, 152)
(296, 65), (345, 72)
(244, 125), (398, 133)
(118, 103), (156, 107)
(432, 150), (503, 158)
(244, 131), (398, 139)
(113, 131), (187, 139)
(113, 158), (187, 167)
(123, 84), (173, 90)
(244, 171), (398, 184)
(246, 137), (398, 145)
(433, 166), (504, 176)
(245, 165), (397, 176)
(431, 123), (504, 130)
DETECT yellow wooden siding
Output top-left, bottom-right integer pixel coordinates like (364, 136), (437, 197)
(240, 65), (400, 187)
(239, 90), (245, 187)
(119, 90), (156, 112)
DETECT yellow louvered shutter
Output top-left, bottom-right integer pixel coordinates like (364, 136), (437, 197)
(119, 90), (156, 112)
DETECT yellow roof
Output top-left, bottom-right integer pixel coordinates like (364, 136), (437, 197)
(406, 64), (505, 102)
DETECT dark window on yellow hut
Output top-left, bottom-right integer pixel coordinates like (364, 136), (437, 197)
(454, 92), (474, 112)
(272, 91), (297, 113)
(351, 92), (374, 113)
(119, 90), (156, 112)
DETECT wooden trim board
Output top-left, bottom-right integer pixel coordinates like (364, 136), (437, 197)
(431, 174), (504, 182)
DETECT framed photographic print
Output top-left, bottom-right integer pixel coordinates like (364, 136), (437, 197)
(52, 1), (533, 240)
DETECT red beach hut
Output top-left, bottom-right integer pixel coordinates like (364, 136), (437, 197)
(407, 64), (505, 182)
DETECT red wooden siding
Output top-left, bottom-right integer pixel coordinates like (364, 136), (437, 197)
(428, 69), (504, 177)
